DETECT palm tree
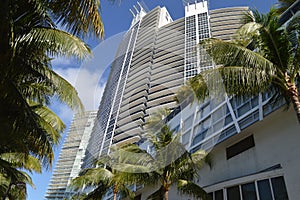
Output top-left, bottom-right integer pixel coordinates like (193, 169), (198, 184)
(0, 153), (42, 200)
(0, 0), (104, 196)
(71, 144), (154, 200)
(0, 0), (104, 164)
(189, 8), (300, 123)
(144, 125), (210, 200)
(71, 126), (210, 200)
(71, 167), (135, 200)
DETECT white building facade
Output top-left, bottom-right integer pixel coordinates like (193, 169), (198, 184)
(83, 1), (247, 169)
(45, 111), (97, 199)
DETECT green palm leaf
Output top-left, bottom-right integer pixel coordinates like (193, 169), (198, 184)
(16, 27), (91, 60)
(177, 179), (211, 200)
(200, 39), (276, 73)
(32, 102), (66, 133)
(72, 168), (113, 189)
(47, 70), (84, 112)
(49, 0), (104, 37)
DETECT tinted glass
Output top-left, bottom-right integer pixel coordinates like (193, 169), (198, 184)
(226, 135), (255, 159)
(215, 189), (224, 200)
(207, 192), (213, 200)
(241, 182), (257, 200)
(271, 177), (289, 200)
(257, 179), (272, 200)
(227, 186), (241, 200)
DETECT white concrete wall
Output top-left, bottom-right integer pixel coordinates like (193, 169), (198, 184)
(198, 107), (300, 199)
(136, 108), (300, 199)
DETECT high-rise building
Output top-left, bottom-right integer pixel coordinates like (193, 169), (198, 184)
(45, 111), (97, 199)
(83, 1), (248, 167)
(136, 3), (300, 200)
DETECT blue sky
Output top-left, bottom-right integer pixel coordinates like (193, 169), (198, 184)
(28, 0), (277, 199)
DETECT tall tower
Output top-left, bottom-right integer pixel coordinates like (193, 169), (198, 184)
(45, 111), (97, 199)
(83, 4), (185, 168)
(83, 1), (248, 168)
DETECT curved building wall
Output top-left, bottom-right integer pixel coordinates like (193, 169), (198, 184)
(210, 7), (249, 40)
(146, 18), (185, 119)
(113, 7), (162, 145)
(83, 25), (138, 166)
(83, 3), (250, 163)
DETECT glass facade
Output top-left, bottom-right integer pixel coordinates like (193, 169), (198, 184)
(184, 11), (212, 81)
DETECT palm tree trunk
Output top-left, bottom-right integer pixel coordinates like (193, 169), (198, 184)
(164, 190), (169, 200)
(113, 185), (118, 200)
(288, 83), (300, 123)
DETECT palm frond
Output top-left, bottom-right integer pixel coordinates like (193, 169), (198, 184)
(220, 66), (273, 96)
(201, 38), (276, 72)
(71, 168), (113, 189)
(188, 75), (209, 102)
(0, 153), (41, 174)
(47, 70), (84, 112)
(145, 108), (171, 133)
(31, 102), (66, 133)
(16, 27), (91, 60)
(177, 179), (210, 200)
(117, 168), (161, 186)
(49, 0), (104, 38)
(83, 184), (108, 200)
(109, 144), (154, 168)
(0, 80), (54, 167)
(175, 85), (195, 104)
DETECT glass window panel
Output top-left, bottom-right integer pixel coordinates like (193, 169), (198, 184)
(241, 182), (257, 200)
(213, 120), (223, 132)
(202, 104), (210, 116)
(225, 114), (233, 125)
(271, 176), (289, 200)
(203, 117), (211, 129)
(215, 189), (224, 200)
(212, 108), (225, 121)
(227, 186), (241, 200)
(171, 125), (180, 133)
(257, 179), (272, 200)
(207, 192), (213, 200)
(183, 115), (193, 131)
(237, 102), (251, 117)
(182, 131), (191, 145)
(251, 96), (259, 107)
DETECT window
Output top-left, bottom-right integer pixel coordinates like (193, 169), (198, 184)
(183, 115), (193, 131)
(215, 189), (223, 200)
(227, 186), (240, 200)
(241, 182), (257, 200)
(271, 176), (289, 200)
(182, 131), (191, 145)
(257, 179), (272, 200)
(209, 176), (288, 200)
(226, 135), (255, 159)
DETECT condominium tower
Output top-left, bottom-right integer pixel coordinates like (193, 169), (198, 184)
(45, 111), (97, 199)
(83, 1), (248, 167)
